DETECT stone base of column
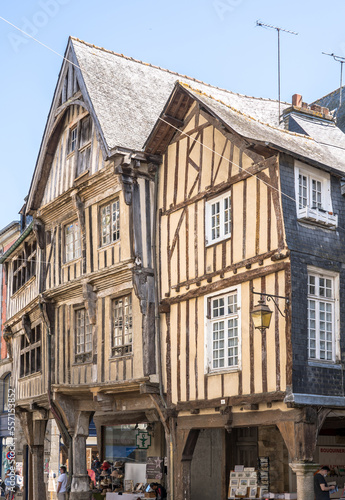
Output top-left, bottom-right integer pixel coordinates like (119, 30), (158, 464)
(289, 462), (320, 500)
(70, 474), (92, 499)
(69, 493), (92, 500)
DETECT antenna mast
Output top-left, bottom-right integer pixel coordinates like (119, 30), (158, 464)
(322, 52), (345, 110)
(256, 21), (298, 123)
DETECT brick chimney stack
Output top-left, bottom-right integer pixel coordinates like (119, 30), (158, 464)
(292, 94), (302, 107)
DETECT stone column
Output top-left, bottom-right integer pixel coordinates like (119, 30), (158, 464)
(70, 411), (92, 500)
(289, 462), (319, 500)
(31, 418), (48, 500)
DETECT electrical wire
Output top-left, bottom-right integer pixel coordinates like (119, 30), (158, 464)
(1, 15), (345, 226)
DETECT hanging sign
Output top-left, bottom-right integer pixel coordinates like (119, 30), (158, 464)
(136, 430), (151, 449)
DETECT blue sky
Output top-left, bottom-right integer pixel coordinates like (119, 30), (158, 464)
(1, 0), (345, 229)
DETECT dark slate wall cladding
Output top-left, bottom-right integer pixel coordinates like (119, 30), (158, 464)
(280, 153), (345, 397)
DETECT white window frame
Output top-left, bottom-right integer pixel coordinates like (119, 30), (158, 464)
(307, 266), (339, 364)
(101, 199), (120, 247)
(294, 161), (337, 228)
(65, 220), (81, 263)
(205, 285), (241, 373)
(205, 191), (231, 245)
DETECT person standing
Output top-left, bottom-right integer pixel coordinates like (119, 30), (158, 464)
(56, 466), (68, 500)
(314, 466), (334, 499)
(150, 482), (167, 500)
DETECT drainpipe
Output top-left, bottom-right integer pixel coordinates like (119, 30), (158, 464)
(152, 167), (174, 499)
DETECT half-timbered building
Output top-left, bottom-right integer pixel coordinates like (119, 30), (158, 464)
(2, 35), (345, 500)
(145, 84), (345, 500)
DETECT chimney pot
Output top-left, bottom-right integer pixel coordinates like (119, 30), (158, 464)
(301, 102), (308, 109)
(321, 106), (330, 116)
(292, 94), (302, 107)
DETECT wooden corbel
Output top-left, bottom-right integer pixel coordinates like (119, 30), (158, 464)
(71, 191), (85, 235)
(22, 314), (32, 343)
(33, 218), (46, 249)
(3, 326), (13, 359)
(114, 155), (135, 205)
(82, 281), (97, 325)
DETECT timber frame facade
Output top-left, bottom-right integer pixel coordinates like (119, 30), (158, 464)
(145, 83), (345, 500)
(1, 37), (345, 500)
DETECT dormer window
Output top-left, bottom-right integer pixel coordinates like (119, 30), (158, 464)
(294, 161), (337, 228)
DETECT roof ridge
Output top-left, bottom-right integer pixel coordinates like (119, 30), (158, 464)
(180, 82), (314, 142)
(70, 36), (290, 106)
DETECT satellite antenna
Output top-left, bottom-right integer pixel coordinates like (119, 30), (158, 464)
(322, 52), (345, 111)
(256, 21), (298, 123)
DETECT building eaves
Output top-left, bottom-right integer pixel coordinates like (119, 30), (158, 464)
(0, 221), (20, 238)
(0, 221), (34, 264)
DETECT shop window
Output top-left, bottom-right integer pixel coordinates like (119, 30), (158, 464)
(20, 324), (42, 378)
(205, 286), (241, 373)
(100, 199), (120, 246)
(65, 220), (81, 263)
(104, 425), (147, 465)
(12, 241), (37, 294)
(308, 268), (338, 362)
(75, 308), (92, 363)
(112, 295), (132, 357)
(205, 191), (231, 245)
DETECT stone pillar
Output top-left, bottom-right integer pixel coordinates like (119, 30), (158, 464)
(70, 411), (92, 500)
(31, 418), (48, 500)
(289, 462), (319, 500)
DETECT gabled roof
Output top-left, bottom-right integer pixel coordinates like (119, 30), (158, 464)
(313, 87), (345, 134)
(146, 82), (345, 175)
(67, 37), (291, 151)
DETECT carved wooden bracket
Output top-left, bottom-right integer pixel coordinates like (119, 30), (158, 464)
(33, 218), (46, 249)
(3, 326), (13, 359)
(114, 159), (135, 205)
(71, 191), (86, 235)
(82, 281), (97, 325)
(22, 314), (32, 343)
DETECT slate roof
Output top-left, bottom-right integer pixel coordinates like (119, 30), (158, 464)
(313, 87), (345, 133)
(71, 37), (290, 152)
(71, 38), (345, 174)
(169, 83), (345, 174)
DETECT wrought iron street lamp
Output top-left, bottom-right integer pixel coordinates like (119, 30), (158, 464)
(250, 287), (289, 333)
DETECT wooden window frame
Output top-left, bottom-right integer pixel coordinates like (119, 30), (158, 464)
(100, 199), (120, 247)
(74, 308), (92, 363)
(111, 294), (132, 357)
(205, 286), (241, 373)
(205, 190), (231, 246)
(12, 241), (37, 295)
(307, 267), (339, 363)
(64, 220), (81, 263)
(19, 323), (42, 378)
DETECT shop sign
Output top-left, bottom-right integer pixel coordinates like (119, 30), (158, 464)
(136, 430), (151, 449)
(318, 446), (345, 466)
(146, 456), (163, 480)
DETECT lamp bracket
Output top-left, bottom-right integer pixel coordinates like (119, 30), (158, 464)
(252, 287), (289, 317)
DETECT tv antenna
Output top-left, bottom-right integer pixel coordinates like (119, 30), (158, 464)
(322, 52), (345, 110)
(256, 21), (298, 123)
